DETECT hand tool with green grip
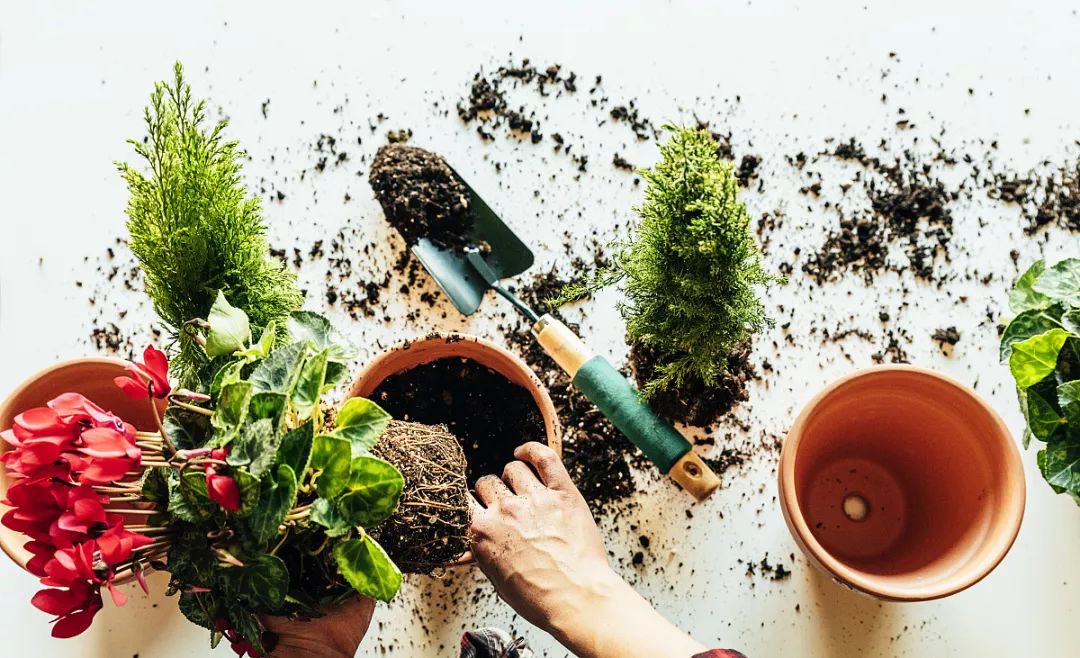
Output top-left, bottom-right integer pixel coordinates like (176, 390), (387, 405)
(402, 157), (720, 500)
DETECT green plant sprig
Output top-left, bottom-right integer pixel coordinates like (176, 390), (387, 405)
(553, 124), (783, 398)
(118, 62), (301, 386)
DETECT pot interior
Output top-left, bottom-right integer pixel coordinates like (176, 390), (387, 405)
(792, 369), (1018, 592)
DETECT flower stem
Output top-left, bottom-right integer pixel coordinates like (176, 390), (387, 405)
(167, 396), (213, 418)
(148, 397), (177, 456)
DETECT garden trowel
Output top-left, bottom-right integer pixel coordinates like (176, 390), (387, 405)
(409, 165), (720, 501)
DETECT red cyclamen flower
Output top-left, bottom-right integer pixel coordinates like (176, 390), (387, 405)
(114, 344), (172, 400)
(204, 447), (240, 512)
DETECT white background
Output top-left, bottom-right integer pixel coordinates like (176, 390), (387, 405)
(1, 1), (1079, 656)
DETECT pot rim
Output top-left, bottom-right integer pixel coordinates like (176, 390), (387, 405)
(0, 357), (138, 572)
(778, 364), (1026, 601)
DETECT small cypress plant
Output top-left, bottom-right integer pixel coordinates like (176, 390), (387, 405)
(555, 124), (782, 400)
(117, 63), (302, 385)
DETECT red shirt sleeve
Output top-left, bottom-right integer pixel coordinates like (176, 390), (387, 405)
(693, 651), (747, 658)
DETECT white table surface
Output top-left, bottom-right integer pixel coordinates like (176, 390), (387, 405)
(2, 1), (1078, 656)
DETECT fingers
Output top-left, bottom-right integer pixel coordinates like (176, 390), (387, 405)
(502, 460), (544, 495)
(513, 442), (574, 492)
(474, 474), (513, 507)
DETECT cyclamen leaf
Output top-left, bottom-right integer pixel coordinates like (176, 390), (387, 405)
(310, 435), (351, 498)
(234, 468), (260, 517)
(324, 361), (349, 394)
(205, 291), (252, 358)
(1009, 329), (1070, 389)
(178, 592), (216, 631)
(227, 418), (280, 478)
(234, 320), (277, 361)
(141, 467), (169, 507)
(212, 381), (252, 435)
(163, 406), (210, 451)
(227, 601), (268, 655)
(1058, 381), (1080, 427)
(210, 360), (245, 399)
(250, 392), (287, 423)
(250, 342), (306, 394)
(276, 421), (314, 476)
(332, 397), (392, 456)
(246, 465), (298, 547)
(288, 311), (357, 361)
(1064, 308), (1080, 335)
(999, 309), (1059, 364)
(337, 456), (404, 527)
(333, 536), (402, 602)
(310, 497), (351, 537)
(1032, 258), (1080, 307)
(179, 470), (215, 519)
(1008, 259), (1049, 313)
(293, 350), (328, 421)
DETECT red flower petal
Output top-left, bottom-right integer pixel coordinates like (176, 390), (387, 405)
(113, 376), (149, 400)
(106, 580), (128, 607)
(206, 473), (241, 512)
(50, 599), (102, 638)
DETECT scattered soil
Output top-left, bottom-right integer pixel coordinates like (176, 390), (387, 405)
(369, 144), (472, 248)
(369, 357), (547, 485)
(371, 420), (471, 573)
(629, 341), (755, 429)
(988, 157), (1080, 233)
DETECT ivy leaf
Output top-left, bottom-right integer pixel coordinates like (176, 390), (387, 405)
(1064, 308), (1080, 336)
(234, 320), (277, 361)
(1058, 381), (1080, 427)
(333, 535), (402, 602)
(288, 311), (357, 361)
(310, 435), (351, 498)
(212, 381), (252, 436)
(1008, 260), (1049, 313)
(250, 341), (307, 394)
(205, 291), (252, 358)
(331, 397), (392, 456)
(999, 309), (1059, 363)
(1033, 258), (1080, 307)
(250, 391), (287, 423)
(1026, 387), (1064, 441)
(234, 468), (261, 517)
(276, 421), (314, 476)
(246, 465), (298, 547)
(1010, 329), (1070, 389)
(310, 497), (351, 537)
(337, 456), (404, 527)
(1037, 436), (1080, 497)
(293, 350), (328, 421)
(227, 418), (280, 478)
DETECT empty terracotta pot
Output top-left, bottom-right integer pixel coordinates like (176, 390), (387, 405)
(349, 333), (561, 457)
(0, 358), (163, 573)
(779, 365), (1025, 601)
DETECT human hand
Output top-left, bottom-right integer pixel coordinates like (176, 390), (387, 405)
(260, 595), (374, 658)
(470, 442), (706, 658)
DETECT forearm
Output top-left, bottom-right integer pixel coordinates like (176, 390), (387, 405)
(547, 571), (706, 658)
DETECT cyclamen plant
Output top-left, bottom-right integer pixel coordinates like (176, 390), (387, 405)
(1, 295), (405, 656)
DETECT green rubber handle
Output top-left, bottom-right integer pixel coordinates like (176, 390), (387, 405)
(571, 355), (691, 472)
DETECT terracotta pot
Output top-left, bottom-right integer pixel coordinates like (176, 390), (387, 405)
(349, 333), (561, 457)
(0, 358), (163, 574)
(779, 365), (1025, 601)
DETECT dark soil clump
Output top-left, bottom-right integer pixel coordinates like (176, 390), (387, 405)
(369, 357), (546, 485)
(988, 158), (1080, 233)
(629, 341), (755, 428)
(371, 420), (471, 573)
(369, 144), (471, 248)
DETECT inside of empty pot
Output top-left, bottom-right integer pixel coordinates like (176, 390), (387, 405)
(369, 356), (547, 485)
(793, 371), (1011, 590)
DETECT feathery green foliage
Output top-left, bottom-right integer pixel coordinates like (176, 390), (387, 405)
(118, 63), (302, 385)
(554, 124), (782, 397)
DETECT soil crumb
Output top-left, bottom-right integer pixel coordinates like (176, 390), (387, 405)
(369, 144), (472, 248)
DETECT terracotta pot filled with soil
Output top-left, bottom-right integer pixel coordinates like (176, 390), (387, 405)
(0, 358), (164, 574)
(349, 334), (561, 568)
(778, 365), (1025, 601)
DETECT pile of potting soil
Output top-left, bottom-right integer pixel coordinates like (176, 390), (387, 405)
(368, 356), (547, 485)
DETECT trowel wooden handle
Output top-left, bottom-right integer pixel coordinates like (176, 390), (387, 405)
(532, 314), (720, 501)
